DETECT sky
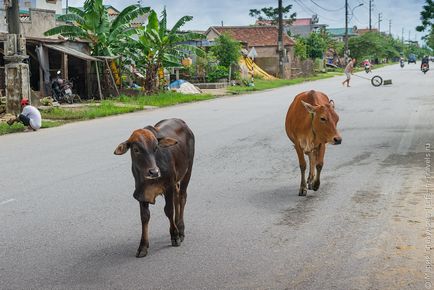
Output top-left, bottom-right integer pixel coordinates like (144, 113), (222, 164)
(66, 0), (428, 44)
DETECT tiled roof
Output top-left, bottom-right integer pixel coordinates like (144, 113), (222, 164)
(209, 26), (294, 47)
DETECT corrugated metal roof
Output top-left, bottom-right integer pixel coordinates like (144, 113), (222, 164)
(43, 43), (101, 61)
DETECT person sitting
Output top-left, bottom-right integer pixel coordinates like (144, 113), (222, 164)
(7, 99), (42, 131)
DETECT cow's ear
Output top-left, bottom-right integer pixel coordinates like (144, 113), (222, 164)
(158, 137), (178, 148)
(114, 141), (129, 155)
(301, 101), (318, 114)
(329, 99), (335, 109)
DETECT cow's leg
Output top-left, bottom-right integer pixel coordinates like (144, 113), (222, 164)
(313, 144), (325, 191)
(306, 151), (316, 190)
(295, 144), (307, 196)
(136, 202), (150, 258)
(164, 188), (181, 247)
(178, 165), (192, 242)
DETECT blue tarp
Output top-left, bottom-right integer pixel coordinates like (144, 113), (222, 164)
(169, 79), (187, 89)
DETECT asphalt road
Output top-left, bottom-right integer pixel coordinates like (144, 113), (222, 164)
(1, 64), (433, 290)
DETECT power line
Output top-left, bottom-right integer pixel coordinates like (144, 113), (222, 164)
(309, 0), (344, 12)
(294, 0), (337, 22)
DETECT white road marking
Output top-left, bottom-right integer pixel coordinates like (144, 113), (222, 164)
(0, 199), (16, 206)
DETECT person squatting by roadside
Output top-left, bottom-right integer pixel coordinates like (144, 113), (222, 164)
(342, 58), (356, 87)
(7, 99), (42, 131)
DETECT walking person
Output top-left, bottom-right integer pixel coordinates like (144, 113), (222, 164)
(7, 99), (42, 131)
(342, 58), (356, 87)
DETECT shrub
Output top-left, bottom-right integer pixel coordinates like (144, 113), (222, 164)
(207, 66), (229, 82)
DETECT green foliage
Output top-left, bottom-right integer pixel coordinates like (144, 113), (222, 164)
(416, 0), (434, 49)
(124, 8), (205, 93)
(211, 34), (242, 68)
(44, 0), (150, 56)
(294, 37), (307, 60)
(305, 32), (327, 59)
(348, 32), (404, 61)
(249, 5), (296, 25)
(207, 66), (229, 82)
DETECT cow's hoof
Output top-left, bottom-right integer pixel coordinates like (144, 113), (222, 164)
(312, 181), (320, 191)
(179, 234), (185, 243)
(298, 188), (307, 196)
(136, 248), (148, 258)
(171, 237), (181, 247)
(307, 182), (313, 190)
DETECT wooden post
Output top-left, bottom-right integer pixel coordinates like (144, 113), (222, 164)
(95, 61), (103, 100)
(63, 53), (68, 80)
(86, 60), (91, 99)
(39, 66), (45, 97)
(105, 58), (120, 96)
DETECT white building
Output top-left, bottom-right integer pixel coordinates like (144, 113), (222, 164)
(19, 0), (62, 15)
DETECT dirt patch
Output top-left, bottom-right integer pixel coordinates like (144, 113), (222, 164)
(381, 152), (427, 168)
(335, 152), (372, 170)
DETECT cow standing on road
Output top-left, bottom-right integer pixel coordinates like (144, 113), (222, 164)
(285, 90), (342, 196)
(114, 118), (195, 258)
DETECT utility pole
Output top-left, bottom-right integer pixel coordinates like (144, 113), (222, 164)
(4, 0), (31, 115)
(278, 0), (284, 78)
(378, 12), (382, 32)
(388, 19), (391, 36)
(408, 30), (410, 42)
(369, 0), (372, 31)
(344, 0), (348, 61)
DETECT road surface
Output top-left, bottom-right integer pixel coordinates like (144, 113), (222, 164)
(1, 64), (433, 289)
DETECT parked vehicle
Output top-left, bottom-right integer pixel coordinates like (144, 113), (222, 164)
(408, 54), (417, 64)
(51, 71), (81, 104)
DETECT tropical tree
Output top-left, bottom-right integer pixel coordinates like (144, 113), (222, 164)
(249, 4), (296, 25)
(210, 34), (241, 68)
(125, 9), (205, 93)
(44, 0), (150, 56)
(416, 0), (434, 49)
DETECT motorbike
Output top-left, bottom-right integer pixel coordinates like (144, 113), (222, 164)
(364, 64), (371, 73)
(400, 60), (404, 68)
(52, 76), (81, 104)
(421, 63), (429, 74)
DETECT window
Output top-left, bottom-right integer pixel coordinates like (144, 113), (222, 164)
(46, 0), (57, 3)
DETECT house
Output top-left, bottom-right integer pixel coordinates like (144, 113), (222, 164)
(0, 8), (100, 99)
(326, 27), (358, 42)
(19, 0), (62, 15)
(205, 26), (295, 78)
(256, 15), (327, 37)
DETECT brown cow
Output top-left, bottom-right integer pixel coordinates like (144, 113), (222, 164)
(114, 118), (195, 258)
(285, 90), (342, 196)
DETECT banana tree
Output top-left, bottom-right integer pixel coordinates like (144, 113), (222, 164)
(125, 9), (205, 93)
(44, 0), (150, 56)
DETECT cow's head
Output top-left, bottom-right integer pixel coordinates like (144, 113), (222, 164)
(301, 100), (342, 145)
(114, 126), (178, 185)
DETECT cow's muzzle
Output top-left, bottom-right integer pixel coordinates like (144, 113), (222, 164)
(145, 167), (161, 179)
(333, 137), (342, 145)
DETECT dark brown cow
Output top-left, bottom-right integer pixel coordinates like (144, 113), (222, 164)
(114, 118), (195, 258)
(285, 90), (342, 196)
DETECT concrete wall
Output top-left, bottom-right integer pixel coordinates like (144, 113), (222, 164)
(254, 46), (293, 78)
(35, 0), (62, 15)
(20, 8), (57, 38)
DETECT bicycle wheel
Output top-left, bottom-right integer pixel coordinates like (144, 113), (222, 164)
(371, 75), (383, 87)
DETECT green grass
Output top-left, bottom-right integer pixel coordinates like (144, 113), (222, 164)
(41, 92), (214, 121)
(118, 91), (214, 107)
(227, 72), (341, 94)
(0, 120), (64, 135)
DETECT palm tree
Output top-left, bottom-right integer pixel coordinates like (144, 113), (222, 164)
(125, 9), (205, 93)
(44, 0), (150, 56)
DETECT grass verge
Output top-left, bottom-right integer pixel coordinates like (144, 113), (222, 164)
(0, 120), (64, 135)
(227, 72), (342, 94)
(41, 92), (214, 121)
